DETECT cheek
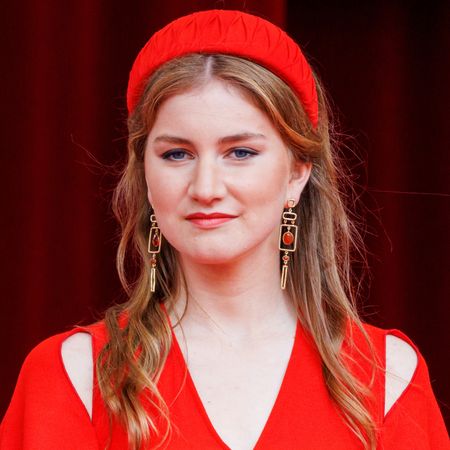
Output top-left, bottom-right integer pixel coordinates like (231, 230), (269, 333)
(238, 158), (289, 207)
(233, 160), (289, 240)
(145, 154), (179, 198)
(144, 165), (184, 222)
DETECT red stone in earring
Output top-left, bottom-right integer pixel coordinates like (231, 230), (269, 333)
(282, 231), (295, 245)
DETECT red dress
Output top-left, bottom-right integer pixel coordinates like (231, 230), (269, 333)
(1, 312), (449, 449)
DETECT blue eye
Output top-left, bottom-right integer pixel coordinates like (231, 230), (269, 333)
(231, 148), (257, 159)
(162, 150), (189, 160)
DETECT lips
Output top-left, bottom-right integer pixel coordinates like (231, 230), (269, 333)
(186, 212), (237, 219)
(185, 212), (238, 229)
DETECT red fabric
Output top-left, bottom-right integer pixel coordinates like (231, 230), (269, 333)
(126, 9), (318, 127)
(1, 316), (448, 449)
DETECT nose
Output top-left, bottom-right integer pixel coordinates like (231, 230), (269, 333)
(187, 155), (226, 204)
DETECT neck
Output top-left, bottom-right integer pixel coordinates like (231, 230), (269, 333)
(171, 241), (297, 339)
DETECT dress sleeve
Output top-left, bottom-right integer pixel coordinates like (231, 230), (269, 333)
(0, 332), (99, 450)
(380, 328), (449, 450)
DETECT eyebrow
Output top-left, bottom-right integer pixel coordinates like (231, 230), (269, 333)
(152, 132), (266, 146)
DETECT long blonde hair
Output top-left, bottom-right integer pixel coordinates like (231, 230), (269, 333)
(97, 54), (380, 449)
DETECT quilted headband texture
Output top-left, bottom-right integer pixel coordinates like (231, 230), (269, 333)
(127, 9), (318, 128)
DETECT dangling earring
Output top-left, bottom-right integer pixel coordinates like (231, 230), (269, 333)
(279, 199), (298, 290)
(147, 212), (162, 292)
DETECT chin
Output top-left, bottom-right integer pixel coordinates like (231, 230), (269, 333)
(179, 245), (243, 265)
(169, 229), (274, 265)
(190, 253), (237, 265)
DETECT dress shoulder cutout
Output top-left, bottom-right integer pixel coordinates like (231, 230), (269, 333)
(344, 322), (426, 418)
(385, 333), (418, 415)
(0, 329), (99, 449)
(61, 332), (94, 419)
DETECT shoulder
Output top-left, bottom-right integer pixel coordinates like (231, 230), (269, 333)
(385, 332), (418, 380)
(2, 330), (89, 420)
(2, 329), (101, 448)
(363, 324), (419, 365)
(21, 322), (103, 373)
(61, 332), (93, 418)
(14, 322), (104, 408)
(61, 331), (93, 363)
(354, 321), (419, 365)
(346, 322), (421, 416)
(4, 323), (106, 419)
(357, 323), (419, 381)
(360, 327), (450, 446)
(19, 330), (73, 379)
(384, 331), (418, 415)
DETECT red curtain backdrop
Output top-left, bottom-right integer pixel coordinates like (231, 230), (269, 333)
(1, 0), (448, 428)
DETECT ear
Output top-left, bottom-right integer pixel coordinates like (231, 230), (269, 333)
(286, 160), (312, 207)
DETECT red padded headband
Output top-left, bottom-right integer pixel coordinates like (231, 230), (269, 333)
(127, 10), (318, 128)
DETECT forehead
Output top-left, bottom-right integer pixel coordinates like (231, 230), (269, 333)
(149, 79), (276, 138)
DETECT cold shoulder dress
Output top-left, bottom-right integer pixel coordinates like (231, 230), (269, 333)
(1, 312), (449, 449)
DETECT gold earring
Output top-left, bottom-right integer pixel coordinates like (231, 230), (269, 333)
(147, 213), (162, 292)
(279, 199), (298, 290)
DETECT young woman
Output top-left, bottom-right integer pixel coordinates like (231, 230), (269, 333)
(1, 9), (448, 450)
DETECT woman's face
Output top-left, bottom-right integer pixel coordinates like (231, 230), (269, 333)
(144, 79), (311, 265)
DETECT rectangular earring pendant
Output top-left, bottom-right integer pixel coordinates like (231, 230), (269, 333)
(281, 264), (288, 289)
(148, 226), (162, 253)
(150, 267), (156, 292)
(278, 224), (298, 252)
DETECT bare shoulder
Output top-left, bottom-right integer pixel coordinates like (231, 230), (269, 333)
(384, 333), (418, 416)
(61, 332), (93, 419)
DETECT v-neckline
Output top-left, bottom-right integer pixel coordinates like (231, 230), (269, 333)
(164, 305), (301, 450)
